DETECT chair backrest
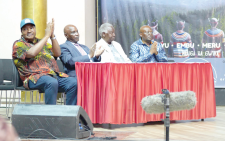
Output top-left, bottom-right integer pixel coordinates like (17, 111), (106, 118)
(2, 59), (14, 81)
(0, 60), (3, 85)
(57, 60), (65, 73)
(12, 60), (23, 87)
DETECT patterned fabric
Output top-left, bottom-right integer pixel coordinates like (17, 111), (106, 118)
(203, 28), (225, 58)
(129, 38), (168, 62)
(170, 32), (191, 58)
(12, 37), (68, 89)
(108, 44), (125, 62)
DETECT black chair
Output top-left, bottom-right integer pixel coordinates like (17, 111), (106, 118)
(11, 59), (67, 106)
(12, 60), (42, 104)
(0, 59), (16, 118)
(57, 59), (66, 105)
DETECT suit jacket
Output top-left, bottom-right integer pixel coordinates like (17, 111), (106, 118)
(60, 40), (100, 77)
(96, 38), (131, 63)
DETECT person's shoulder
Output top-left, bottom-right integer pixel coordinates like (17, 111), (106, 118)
(13, 39), (24, 47)
(112, 40), (122, 46)
(60, 41), (69, 48)
(155, 41), (163, 47)
(183, 31), (191, 36)
(131, 39), (141, 47)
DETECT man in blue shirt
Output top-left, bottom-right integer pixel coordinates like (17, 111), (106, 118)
(129, 25), (168, 62)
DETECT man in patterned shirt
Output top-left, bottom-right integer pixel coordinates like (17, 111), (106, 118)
(12, 18), (77, 105)
(129, 25), (167, 62)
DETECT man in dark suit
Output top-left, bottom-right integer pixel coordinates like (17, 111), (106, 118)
(60, 25), (104, 77)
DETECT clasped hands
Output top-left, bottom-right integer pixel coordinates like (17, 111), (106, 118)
(89, 44), (105, 58)
(150, 41), (158, 55)
(45, 18), (55, 39)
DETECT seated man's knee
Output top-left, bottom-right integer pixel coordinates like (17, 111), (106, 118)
(45, 78), (58, 89)
(66, 78), (77, 91)
(69, 78), (77, 88)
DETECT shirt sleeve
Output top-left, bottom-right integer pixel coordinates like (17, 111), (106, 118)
(129, 43), (153, 62)
(155, 43), (168, 62)
(12, 41), (29, 60)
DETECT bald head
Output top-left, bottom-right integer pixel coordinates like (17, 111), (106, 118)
(139, 25), (153, 43)
(64, 25), (79, 43)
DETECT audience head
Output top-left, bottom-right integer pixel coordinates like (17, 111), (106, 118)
(64, 25), (79, 43)
(99, 23), (115, 44)
(209, 18), (219, 28)
(176, 21), (185, 30)
(20, 18), (36, 42)
(0, 116), (19, 141)
(139, 25), (153, 43)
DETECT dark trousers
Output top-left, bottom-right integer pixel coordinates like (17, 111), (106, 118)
(28, 75), (77, 105)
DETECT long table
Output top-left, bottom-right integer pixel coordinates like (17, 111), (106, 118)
(75, 62), (216, 124)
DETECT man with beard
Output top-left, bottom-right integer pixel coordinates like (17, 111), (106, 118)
(129, 25), (167, 62)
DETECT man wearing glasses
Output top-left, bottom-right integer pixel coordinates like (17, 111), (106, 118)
(129, 25), (168, 62)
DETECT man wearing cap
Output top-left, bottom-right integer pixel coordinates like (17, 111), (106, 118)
(12, 18), (77, 105)
(129, 25), (167, 62)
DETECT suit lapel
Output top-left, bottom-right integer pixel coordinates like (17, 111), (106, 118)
(79, 44), (89, 54)
(66, 40), (82, 55)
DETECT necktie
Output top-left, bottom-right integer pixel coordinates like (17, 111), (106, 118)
(108, 44), (125, 62)
(74, 43), (87, 55)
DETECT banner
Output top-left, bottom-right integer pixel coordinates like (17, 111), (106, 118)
(99, 0), (225, 87)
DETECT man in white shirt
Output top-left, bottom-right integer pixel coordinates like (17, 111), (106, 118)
(96, 23), (131, 63)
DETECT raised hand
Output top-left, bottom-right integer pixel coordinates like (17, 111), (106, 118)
(150, 41), (158, 55)
(51, 18), (55, 38)
(45, 22), (53, 38)
(95, 46), (105, 57)
(89, 44), (96, 58)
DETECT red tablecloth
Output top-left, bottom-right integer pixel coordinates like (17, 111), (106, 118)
(75, 62), (216, 124)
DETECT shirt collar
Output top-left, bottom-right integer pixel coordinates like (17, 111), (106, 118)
(100, 38), (114, 46)
(137, 38), (154, 46)
(67, 40), (81, 46)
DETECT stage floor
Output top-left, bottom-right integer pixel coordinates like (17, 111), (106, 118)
(0, 106), (224, 141)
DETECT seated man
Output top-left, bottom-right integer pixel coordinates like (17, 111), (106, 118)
(96, 23), (131, 62)
(60, 25), (104, 77)
(129, 25), (167, 62)
(12, 18), (77, 105)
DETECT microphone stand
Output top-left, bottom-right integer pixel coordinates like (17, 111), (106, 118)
(162, 89), (170, 141)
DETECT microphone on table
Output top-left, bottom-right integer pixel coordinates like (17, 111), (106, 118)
(141, 90), (197, 114)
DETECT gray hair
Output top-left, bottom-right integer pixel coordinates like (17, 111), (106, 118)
(99, 23), (114, 37)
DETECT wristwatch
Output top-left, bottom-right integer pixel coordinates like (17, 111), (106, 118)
(51, 35), (56, 40)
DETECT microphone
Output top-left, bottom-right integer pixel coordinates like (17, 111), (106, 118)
(141, 91), (197, 114)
